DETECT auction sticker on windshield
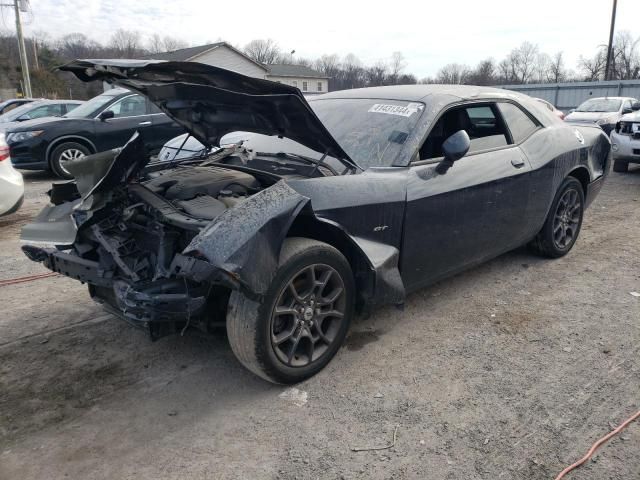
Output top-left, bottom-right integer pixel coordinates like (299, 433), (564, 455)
(368, 103), (423, 117)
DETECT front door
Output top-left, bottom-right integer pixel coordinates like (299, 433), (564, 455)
(400, 103), (533, 291)
(94, 94), (153, 151)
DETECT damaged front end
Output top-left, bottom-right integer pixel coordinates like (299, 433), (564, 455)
(21, 133), (309, 339)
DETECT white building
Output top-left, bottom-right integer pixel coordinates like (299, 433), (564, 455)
(143, 42), (330, 94)
(265, 64), (329, 95)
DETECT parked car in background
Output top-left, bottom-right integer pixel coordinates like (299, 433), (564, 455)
(534, 98), (565, 120)
(6, 88), (185, 178)
(0, 134), (24, 217)
(0, 99), (83, 133)
(0, 98), (36, 115)
(610, 103), (640, 172)
(564, 97), (637, 135)
(21, 60), (611, 384)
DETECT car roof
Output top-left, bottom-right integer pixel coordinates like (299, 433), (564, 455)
(581, 96), (636, 101)
(27, 99), (83, 105)
(311, 84), (529, 103)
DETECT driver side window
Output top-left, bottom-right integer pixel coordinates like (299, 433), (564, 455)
(107, 95), (147, 118)
(419, 104), (508, 160)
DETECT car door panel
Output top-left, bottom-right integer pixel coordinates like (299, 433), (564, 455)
(400, 147), (531, 291)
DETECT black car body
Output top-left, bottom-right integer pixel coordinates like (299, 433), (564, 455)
(6, 87), (185, 178)
(21, 60), (610, 384)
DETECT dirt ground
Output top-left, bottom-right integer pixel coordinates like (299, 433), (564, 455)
(0, 167), (638, 480)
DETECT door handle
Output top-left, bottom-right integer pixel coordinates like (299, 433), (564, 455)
(511, 157), (526, 168)
(138, 121), (152, 126)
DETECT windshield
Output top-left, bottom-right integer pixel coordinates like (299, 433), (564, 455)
(576, 98), (621, 113)
(64, 90), (122, 118)
(0, 102), (42, 122)
(309, 98), (424, 168)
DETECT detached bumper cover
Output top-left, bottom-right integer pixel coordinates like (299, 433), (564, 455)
(22, 245), (206, 325)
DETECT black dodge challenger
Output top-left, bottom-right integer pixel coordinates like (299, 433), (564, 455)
(21, 60), (610, 384)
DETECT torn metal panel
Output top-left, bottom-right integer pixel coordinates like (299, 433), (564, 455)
(183, 181), (309, 296)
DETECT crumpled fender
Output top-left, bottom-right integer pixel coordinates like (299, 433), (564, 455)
(182, 180), (308, 297)
(179, 180), (406, 308)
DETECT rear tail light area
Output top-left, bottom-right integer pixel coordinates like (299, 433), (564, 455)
(0, 143), (9, 162)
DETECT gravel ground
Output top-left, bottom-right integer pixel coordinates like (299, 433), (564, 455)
(0, 167), (638, 480)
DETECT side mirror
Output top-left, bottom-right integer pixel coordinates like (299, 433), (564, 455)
(569, 109), (576, 114)
(436, 130), (470, 174)
(16, 115), (29, 121)
(98, 110), (115, 121)
(632, 102), (640, 111)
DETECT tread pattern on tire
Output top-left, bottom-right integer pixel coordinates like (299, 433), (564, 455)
(226, 237), (350, 384)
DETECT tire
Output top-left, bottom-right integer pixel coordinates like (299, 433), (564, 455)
(226, 237), (355, 384)
(50, 142), (91, 179)
(529, 177), (584, 258)
(613, 159), (629, 173)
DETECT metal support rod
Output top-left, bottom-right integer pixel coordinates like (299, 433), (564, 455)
(604, 0), (618, 81)
(14, 0), (32, 97)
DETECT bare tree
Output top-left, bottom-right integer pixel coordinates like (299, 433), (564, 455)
(388, 51), (407, 84)
(109, 29), (143, 58)
(57, 33), (102, 59)
(243, 39), (282, 64)
(436, 63), (471, 84)
(579, 48), (607, 81)
(547, 52), (566, 83)
(613, 31), (640, 80)
(467, 58), (496, 85)
(162, 36), (188, 52)
(366, 61), (388, 86)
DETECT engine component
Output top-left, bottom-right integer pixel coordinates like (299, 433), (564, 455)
(174, 196), (227, 220)
(144, 166), (259, 200)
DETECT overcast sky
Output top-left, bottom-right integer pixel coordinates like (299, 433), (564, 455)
(7, 0), (640, 78)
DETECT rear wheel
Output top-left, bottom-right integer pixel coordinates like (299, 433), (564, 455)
(529, 177), (584, 258)
(50, 142), (90, 179)
(226, 238), (354, 384)
(613, 159), (629, 173)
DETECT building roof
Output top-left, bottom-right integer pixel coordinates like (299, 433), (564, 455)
(267, 64), (328, 79)
(142, 42), (224, 61)
(142, 42), (268, 71)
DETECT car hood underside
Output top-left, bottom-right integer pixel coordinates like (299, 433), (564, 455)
(59, 59), (356, 170)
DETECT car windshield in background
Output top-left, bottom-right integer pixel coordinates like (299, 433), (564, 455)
(309, 98), (424, 168)
(576, 98), (622, 112)
(0, 102), (39, 122)
(64, 91), (122, 118)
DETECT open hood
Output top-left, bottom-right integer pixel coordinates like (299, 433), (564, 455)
(59, 59), (357, 170)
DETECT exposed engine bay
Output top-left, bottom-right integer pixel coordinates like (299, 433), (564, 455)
(144, 166), (261, 220)
(23, 156), (287, 338)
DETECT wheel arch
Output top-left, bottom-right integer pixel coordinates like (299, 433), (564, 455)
(567, 166), (590, 194)
(286, 213), (405, 313)
(46, 136), (97, 167)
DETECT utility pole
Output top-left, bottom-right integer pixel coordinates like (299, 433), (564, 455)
(604, 0), (618, 81)
(13, 0), (32, 97)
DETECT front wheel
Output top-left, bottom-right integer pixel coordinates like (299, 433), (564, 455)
(50, 142), (90, 179)
(226, 238), (354, 384)
(529, 177), (584, 258)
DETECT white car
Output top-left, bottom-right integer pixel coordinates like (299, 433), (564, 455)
(0, 133), (24, 216)
(611, 105), (640, 172)
(565, 97), (637, 136)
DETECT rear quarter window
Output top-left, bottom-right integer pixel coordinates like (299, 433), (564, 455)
(498, 103), (539, 144)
